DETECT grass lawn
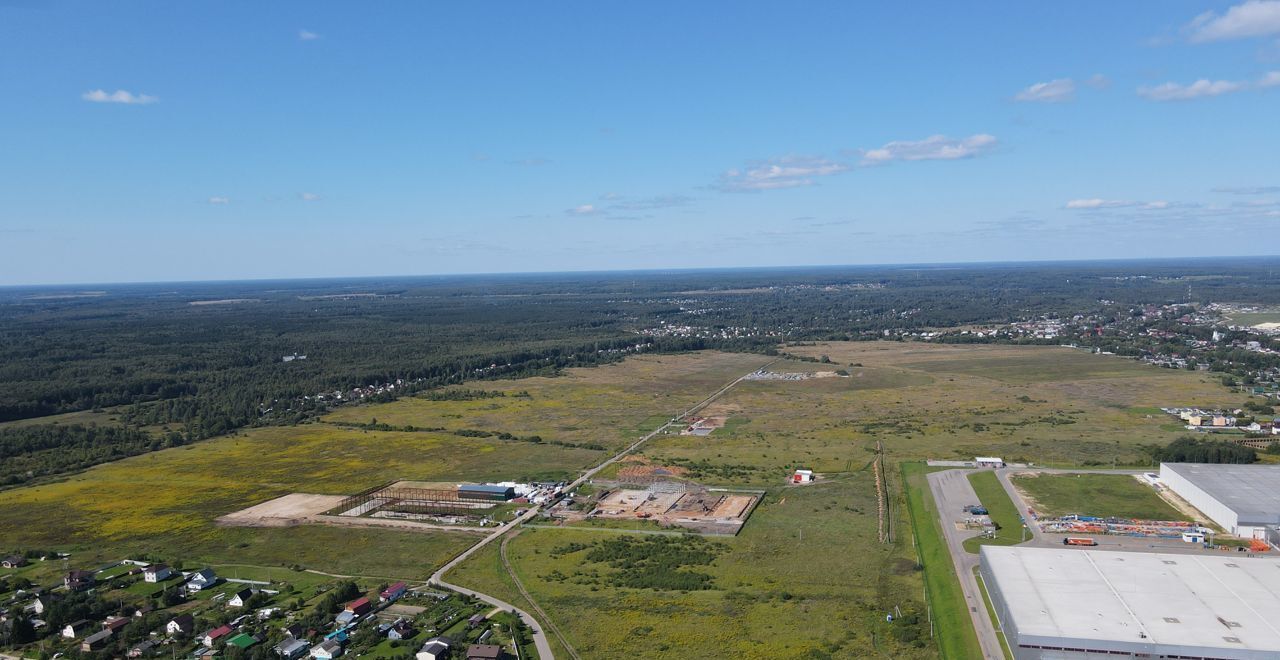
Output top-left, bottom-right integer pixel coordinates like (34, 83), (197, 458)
(961, 471), (1027, 553)
(973, 567), (1013, 660)
(1011, 473), (1189, 521)
(901, 463), (983, 660)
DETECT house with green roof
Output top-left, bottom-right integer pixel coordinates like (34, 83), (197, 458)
(227, 633), (259, 650)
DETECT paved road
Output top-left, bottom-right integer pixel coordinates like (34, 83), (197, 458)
(429, 358), (774, 660)
(925, 468), (1006, 660)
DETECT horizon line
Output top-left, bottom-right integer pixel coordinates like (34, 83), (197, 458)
(4, 253), (1280, 290)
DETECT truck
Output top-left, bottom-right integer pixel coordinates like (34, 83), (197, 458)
(1064, 537), (1097, 546)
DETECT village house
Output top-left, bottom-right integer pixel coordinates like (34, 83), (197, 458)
(228, 587), (255, 607)
(380, 581), (407, 602)
(275, 637), (310, 660)
(63, 619), (93, 638)
(310, 639), (344, 660)
(227, 632), (260, 651)
(282, 623), (305, 639)
(103, 615), (130, 633)
(31, 593), (60, 615)
(129, 639), (160, 657)
(166, 614), (195, 636)
(143, 564), (171, 583)
(387, 621), (416, 640)
(64, 569), (96, 591)
(201, 624), (233, 647)
(416, 638), (451, 660)
(186, 568), (218, 592)
(81, 629), (113, 652)
(466, 644), (504, 660)
(1, 555), (28, 568)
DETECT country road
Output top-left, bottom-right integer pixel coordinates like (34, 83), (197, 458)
(429, 358), (775, 660)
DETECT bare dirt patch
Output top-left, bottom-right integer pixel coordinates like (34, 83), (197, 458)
(217, 493), (347, 527)
(615, 457), (689, 482)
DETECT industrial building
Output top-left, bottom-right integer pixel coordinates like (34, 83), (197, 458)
(980, 545), (1280, 659)
(1158, 463), (1280, 539)
(457, 484), (515, 501)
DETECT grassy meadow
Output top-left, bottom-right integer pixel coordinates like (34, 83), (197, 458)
(323, 351), (773, 453)
(457, 475), (933, 659)
(1011, 473), (1189, 521)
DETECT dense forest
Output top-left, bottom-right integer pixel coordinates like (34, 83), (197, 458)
(3, 257), (1280, 484)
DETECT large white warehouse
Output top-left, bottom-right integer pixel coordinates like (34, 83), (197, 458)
(980, 545), (1280, 659)
(1159, 462), (1280, 538)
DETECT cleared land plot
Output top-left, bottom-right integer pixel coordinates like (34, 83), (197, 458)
(216, 493), (347, 527)
(1011, 473), (1189, 521)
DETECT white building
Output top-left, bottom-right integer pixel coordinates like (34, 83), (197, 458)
(143, 564), (171, 583)
(792, 469), (814, 483)
(980, 545), (1280, 659)
(1159, 463), (1280, 538)
(975, 456), (1005, 468)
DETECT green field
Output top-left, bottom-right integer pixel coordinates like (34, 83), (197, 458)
(1225, 311), (1280, 326)
(457, 476), (932, 659)
(901, 463), (983, 660)
(1011, 473), (1189, 521)
(961, 471), (1027, 553)
(323, 351), (773, 454)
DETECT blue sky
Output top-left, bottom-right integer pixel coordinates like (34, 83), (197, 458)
(2, 1), (1279, 285)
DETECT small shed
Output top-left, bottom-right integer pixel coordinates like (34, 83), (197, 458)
(975, 457), (1005, 468)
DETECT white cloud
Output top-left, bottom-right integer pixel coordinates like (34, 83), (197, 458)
(207, 196), (230, 205)
(1084, 74), (1111, 90)
(82, 89), (158, 105)
(1141, 201), (1170, 210)
(1138, 78), (1245, 101)
(715, 155), (849, 192)
(299, 29), (320, 41)
(611, 194), (695, 210)
(1015, 78), (1076, 103)
(566, 204), (601, 216)
(1188, 0), (1280, 42)
(860, 134), (997, 165)
(1213, 185), (1280, 194)
(1065, 199), (1137, 209)
(1138, 71), (1280, 101)
(299, 192), (321, 201)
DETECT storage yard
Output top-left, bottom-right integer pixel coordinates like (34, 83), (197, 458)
(980, 545), (1280, 660)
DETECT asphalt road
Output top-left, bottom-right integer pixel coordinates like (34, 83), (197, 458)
(428, 358), (774, 660)
(925, 468), (1006, 660)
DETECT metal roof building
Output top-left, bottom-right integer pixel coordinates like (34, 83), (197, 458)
(457, 484), (515, 501)
(980, 545), (1280, 659)
(1159, 463), (1280, 538)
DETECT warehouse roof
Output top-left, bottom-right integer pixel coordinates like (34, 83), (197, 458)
(1161, 463), (1280, 524)
(981, 546), (1280, 657)
(457, 484), (513, 493)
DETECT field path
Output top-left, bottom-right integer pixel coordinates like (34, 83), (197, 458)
(502, 531), (581, 660)
(429, 357), (775, 660)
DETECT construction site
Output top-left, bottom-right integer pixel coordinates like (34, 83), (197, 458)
(552, 480), (761, 535)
